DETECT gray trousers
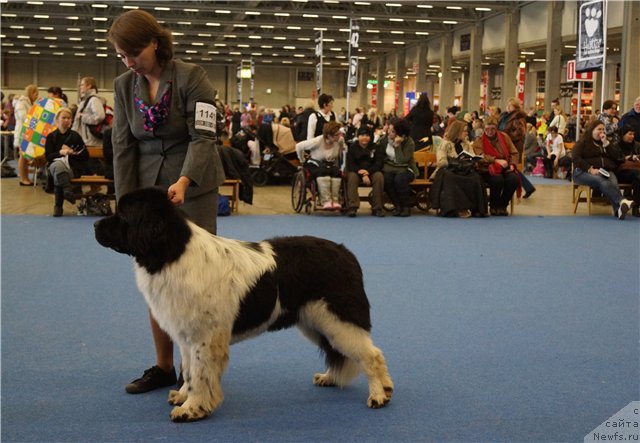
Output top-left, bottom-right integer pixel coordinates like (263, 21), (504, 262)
(346, 171), (384, 211)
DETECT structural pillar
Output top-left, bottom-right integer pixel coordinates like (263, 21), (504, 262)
(359, 61), (370, 110)
(466, 22), (483, 112)
(415, 42), (428, 94)
(544, 1), (564, 113)
(503, 10), (520, 105)
(439, 32), (454, 110)
(620, 0), (640, 111)
(376, 56), (386, 113)
(396, 49), (406, 114)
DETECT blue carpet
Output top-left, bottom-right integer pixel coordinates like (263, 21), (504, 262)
(1, 214), (638, 442)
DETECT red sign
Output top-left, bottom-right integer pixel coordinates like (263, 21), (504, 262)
(371, 84), (377, 107)
(567, 60), (593, 82)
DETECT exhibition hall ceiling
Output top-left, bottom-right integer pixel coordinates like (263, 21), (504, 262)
(0, 1), (616, 76)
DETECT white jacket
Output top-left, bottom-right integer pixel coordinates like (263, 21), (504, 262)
(12, 95), (32, 149)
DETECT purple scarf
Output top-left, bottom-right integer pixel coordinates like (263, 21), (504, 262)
(134, 76), (173, 133)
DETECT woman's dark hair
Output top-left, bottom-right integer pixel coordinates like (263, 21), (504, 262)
(583, 119), (604, 140)
(47, 86), (63, 97)
(390, 118), (411, 137)
(108, 10), (173, 67)
(415, 93), (432, 110)
(318, 93), (334, 109)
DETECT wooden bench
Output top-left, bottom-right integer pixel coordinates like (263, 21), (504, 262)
(70, 146), (115, 201)
(573, 183), (632, 215)
(220, 179), (241, 213)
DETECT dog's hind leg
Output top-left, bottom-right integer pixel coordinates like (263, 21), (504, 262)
(299, 326), (361, 388)
(301, 303), (394, 409)
(170, 331), (230, 422)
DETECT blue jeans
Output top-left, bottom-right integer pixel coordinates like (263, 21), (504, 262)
(573, 168), (623, 212)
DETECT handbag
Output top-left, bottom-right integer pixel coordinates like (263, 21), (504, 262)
(446, 157), (474, 175)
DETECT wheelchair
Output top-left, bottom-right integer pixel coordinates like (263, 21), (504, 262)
(291, 165), (347, 215)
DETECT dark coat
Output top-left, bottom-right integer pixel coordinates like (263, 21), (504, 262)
(406, 105), (434, 149)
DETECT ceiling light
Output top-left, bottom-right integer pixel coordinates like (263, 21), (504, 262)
(533, 58), (546, 62)
(391, 31), (405, 34)
(416, 19), (431, 23)
(155, 6), (170, 11)
(234, 24), (247, 27)
(122, 6), (138, 9)
(66, 16), (79, 20)
(260, 25), (274, 29)
(261, 45), (273, 48)
(366, 29), (380, 33)
(446, 6), (463, 10)
(185, 50), (198, 54)
(191, 42), (204, 46)
(178, 21), (191, 25)
(206, 23), (220, 27)
(332, 15), (348, 19)
(74, 53), (86, 56)
(44, 36), (58, 40)
(303, 14), (319, 18)
(443, 20), (458, 24)
(475, 7), (492, 11)
(273, 36), (287, 40)
(370, 40), (382, 44)
(91, 3), (108, 8)
(390, 18), (404, 22)
(34, 14), (49, 19)
(94, 29), (107, 33)
(274, 12), (290, 17)
(386, 3), (402, 6)
(246, 11), (260, 15)
(92, 17), (108, 21)
(417, 4), (433, 8)
(69, 37), (82, 41)
(238, 44), (250, 48)
(215, 10), (231, 14)
(520, 51), (535, 55)
(355, 1), (371, 5)
(96, 54), (108, 57)
(248, 35), (262, 39)
(17, 35), (30, 39)
(59, 2), (76, 5)
(214, 43), (226, 47)
(393, 41), (405, 45)
(298, 37), (311, 41)
(198, 33), (211, 37)
(10, 25), (24, 29)
(224, 34), (237, 38)
(416, 32), (429, 35)
(287, 26), (301, 30)
(361, 17), (375, 21)
(284, 45), (296, 49)
(313, 27), (328, 31)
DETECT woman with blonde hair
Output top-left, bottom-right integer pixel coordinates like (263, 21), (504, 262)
(13, 84), (39, 186)
(430, 120), (487, 217)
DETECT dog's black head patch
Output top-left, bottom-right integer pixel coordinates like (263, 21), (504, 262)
(94, 187), (191, 274)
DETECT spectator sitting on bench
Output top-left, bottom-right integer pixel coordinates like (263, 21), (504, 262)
(572, 119), (635, 220)
(44, 107), (91, 217)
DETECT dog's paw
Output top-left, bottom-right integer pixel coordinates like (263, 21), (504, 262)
(313, 372), (336, 387)
(367, 393), (391, 409)
(383, 385), (394, 401)
(168, 389), (187, 406)
(170, 404), (210, 422)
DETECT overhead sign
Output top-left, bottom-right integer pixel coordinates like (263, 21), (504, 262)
(315, 31), (323, 95)
(347, 20), (359, 91)
(576, 0), (606, 73)
(567, 60), (594, 81)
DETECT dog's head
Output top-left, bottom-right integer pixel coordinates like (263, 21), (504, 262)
(94, 187), (191, 274)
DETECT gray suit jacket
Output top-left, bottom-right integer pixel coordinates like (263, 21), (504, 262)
(112, 59), (225, 201)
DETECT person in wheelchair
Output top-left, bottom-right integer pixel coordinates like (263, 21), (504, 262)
(295, 121), (345, 210)
(345, 126), (385, 217)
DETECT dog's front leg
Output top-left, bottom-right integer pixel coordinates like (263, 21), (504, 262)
(170, 331), (230, 422)
(168, 344), (191, 407)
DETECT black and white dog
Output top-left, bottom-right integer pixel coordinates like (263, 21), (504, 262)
(94, 187), (393, 422)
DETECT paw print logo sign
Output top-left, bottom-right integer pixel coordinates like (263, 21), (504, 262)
(577, 0), (606, 71)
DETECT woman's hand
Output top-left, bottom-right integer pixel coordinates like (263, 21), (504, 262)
(167, 176), (191, 205)
(496, 159), (508, 168)
(588, 167), (599, 175)
(60, 144), (75, 156)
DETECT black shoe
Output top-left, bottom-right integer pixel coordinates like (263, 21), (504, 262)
(372, 209), (385, 218)
(125, 366), (177, 394)
(523, 188), (536, 199)
(63, 191), (76, 205)
(53, 205), (63, 217)
(347, 208), (357, 218)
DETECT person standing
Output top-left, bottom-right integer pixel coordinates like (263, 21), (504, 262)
(108, 9), (226, 394)
(405, 93), (434, 150)
(13, 84), (39, 186)
(72, 76), (106, 147)
(306, 93), (336, 140)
